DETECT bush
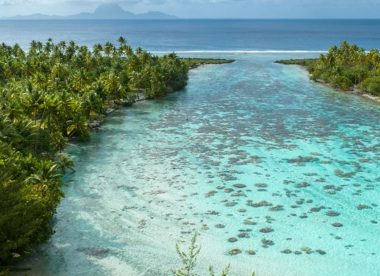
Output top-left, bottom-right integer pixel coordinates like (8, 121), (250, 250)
(0, 143), (63, 264)
(173, 233), (254, 276)
(281, 42), (380, 96)
(331, 75), (353, 91)
(360, 76), (380, 96)
(344, 65), (368, 85)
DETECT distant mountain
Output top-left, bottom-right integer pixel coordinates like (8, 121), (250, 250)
(1, 3), (177, 20)
(137, 11), (178, 20)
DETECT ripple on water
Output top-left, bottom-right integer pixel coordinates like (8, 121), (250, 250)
(22, 54), (380, 276)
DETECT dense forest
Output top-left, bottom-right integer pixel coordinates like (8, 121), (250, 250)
(0, 37), (195, 268)
(277, 41), (380, 96)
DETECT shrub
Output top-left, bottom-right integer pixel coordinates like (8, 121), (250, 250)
(331, 75), (353, 91)
(360, 76), (380, 96)
(173, 233), (254, 276)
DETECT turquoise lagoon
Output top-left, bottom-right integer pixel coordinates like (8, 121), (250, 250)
(24, 54), (380, 276)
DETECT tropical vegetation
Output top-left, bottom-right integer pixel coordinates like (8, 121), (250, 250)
(0, 37), (232, 269)
(182, 58), (235, 69)
(276, 41), (380, 96)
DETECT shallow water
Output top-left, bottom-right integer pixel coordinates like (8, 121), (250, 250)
(23, 54), (380, 276)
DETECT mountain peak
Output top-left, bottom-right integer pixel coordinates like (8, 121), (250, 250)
(94, 3), (131, 17)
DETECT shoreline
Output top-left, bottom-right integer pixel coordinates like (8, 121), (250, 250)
(275, 59), (380, 104)
(4, 56), (234, 273)
(87, 58), (235, 131)
(0, 36), (235, 269)
(362, 93), (380, 103)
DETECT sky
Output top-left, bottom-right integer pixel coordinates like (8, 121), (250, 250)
(1, 0), (380, 18)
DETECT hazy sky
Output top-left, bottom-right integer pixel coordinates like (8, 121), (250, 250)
(1, 0), (380, 18)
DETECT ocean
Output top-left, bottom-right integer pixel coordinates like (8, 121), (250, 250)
(6, 20), (380, 276)
(1, 19), (380, 51)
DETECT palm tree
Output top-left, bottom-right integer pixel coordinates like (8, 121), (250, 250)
(26, 160), (61, 185)
(0, 38), (191, 264)
(55, 152), (75, 173)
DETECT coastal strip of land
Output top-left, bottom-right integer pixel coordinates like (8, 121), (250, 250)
(182, 58), (235, 69)
(276, 42), (380, 103)
(88, 57), (234, 128)
(0, 37), (233, 272)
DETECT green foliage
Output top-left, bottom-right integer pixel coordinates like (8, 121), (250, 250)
(0, 38), (191, 267)
(173, 233), (201, 276)
(331, 75), (353, 91)
(275, 58), (317, 68)
(0, 38), (189, 143)
(173, 233), (254, 276)
(0, 269), (9, 276)
(343, 65), (368, 85)
(359, 76), (380, 96)
(0, 142), (62, 264)
(278, 42), (380, 97)
(208, 265), (231, 276)
(310, 41), (380, 95)
(55, 152), (75, 173)
(181, 58), (235, 69)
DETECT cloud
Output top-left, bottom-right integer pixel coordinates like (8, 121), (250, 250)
(0, 0), (141, 5)
(0, 0), (33, 6)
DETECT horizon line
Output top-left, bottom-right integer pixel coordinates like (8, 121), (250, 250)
(1, 17), (380, 20)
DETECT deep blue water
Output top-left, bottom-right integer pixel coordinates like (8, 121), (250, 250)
(1, 19), (380, 51)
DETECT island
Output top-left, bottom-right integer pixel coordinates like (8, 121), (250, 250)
(276, 41), (380, 101)
(1, 3), (177, 20)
